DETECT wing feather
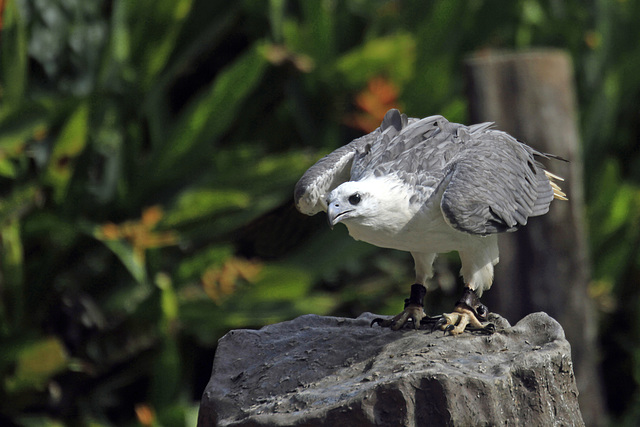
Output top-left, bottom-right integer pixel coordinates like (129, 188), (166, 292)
(440, 129), (557, 235)
(294, 138), (365, 215)
(294, 109), (406, 215)
(295, 108), (564, 234)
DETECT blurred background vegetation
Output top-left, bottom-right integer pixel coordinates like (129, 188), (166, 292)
(0, 0), (639, 425)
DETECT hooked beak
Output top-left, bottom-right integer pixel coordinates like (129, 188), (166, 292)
(327, 202), (353, 229)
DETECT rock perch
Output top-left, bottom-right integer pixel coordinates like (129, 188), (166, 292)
(198, 312), (584, 426)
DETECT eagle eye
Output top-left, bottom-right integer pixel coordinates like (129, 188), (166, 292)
(348, 193), (361, 205)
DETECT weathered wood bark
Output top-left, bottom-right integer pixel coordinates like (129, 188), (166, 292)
(464, 49), (604, 425)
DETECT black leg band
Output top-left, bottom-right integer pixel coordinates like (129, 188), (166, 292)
(455, 287), (488, 321)
(404, 284), (427, 308)
(455, 287), (479, 308)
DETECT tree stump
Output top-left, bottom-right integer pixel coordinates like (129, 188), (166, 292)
(464, 49), (604, 425)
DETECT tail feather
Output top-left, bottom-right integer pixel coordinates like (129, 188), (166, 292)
(544, 170), (568, 201)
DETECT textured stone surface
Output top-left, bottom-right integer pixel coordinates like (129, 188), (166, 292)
(198, 312), (584, 426)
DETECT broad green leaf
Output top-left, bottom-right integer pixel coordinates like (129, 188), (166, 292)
(0, 158), (16, 177)
(163, 189), (250, 227)
(269, 0), (286, 43)
(156, 273), (178, 326)
(126, 0), (194, 87)
(336, 33), (416, 87)
(109, 0), (131, 65)
(157, 404), (192, 427)
(250, 263), (313, 301)
(287, 225), (378, 280)
(605, 186), (638, 236)
(22, 211), (79, 250)
(0, 103), (49, 148)
(150, 337), (181, 409)
(98, 0), (132, 90)
(97, 237), (148, 286)
(148, 42), (268, 181)
(4, 337), (68, 393)
(0, 0), (28, 103)
(13, 416), (66, 427)
(179, 262), (321, 341)
(44, 103), (90, 203)
(144, 8), (241, 145)
(88, 218), (149, 286)
(0, 219), (25, 329)
(213, 148), (314, 199)
(0, 103), (49, 178)
(175, 244), (234, 284)
(151, 275), (181, 408)
(300, 0), (336, 63)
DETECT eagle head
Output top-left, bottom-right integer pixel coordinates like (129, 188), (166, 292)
(327, 182), (369, 229)
(326, 178), (405, 231)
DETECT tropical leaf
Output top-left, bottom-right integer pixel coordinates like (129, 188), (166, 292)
(144, 42), (269, 188)
(2, 0), (640, 424)
(0, 102), (49, 178)
(336, 33), (416, 87)
(4, 337), (68, 394)
(163, 188), (250, 228)
(43, 103), (90, 203)
(126, 0), (195, 88)
(0, 0), (28, 103)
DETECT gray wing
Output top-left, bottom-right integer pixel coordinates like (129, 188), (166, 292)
(294, 109), (407, 215)
(350, 114), (480, 205)
(349, 111), (558, 235)
(440, 129), (556, 235)
(296, 108), (560, 235)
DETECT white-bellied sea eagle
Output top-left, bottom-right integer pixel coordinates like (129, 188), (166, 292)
(294, 109), (566, 334)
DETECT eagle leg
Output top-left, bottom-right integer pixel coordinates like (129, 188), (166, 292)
(433, 287), (495, 335)
(371, 284), (427, 330)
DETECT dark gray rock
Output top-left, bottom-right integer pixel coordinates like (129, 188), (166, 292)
(198, 312), (584, 426)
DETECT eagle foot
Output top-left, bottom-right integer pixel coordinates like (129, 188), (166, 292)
(431, 310), (495, 335)
(370, 304), (426, 330)
(433, 288), (495, 335)
(370, 285), (495, 334)
(371, 284), (427, 330)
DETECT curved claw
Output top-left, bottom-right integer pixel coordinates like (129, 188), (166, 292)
(371, 304), (425, 331)
(432, 316), (448, 333)
(371, 318), (388, 327)
(435, 309), (475, 335)
(470, 322), (495, 335)
(426, 288), (496, 335)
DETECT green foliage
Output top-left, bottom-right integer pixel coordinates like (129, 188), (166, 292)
(336, 32), (416, 87)
(4, 337), (68, 394)
(0, 0), (639, 425)
(0, 0), (27, 103)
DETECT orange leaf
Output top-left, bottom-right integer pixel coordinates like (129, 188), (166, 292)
(99, 223), (121, 240)
(135, 403), (156, 426)
(142, 205), (163, 227)
(345, 76), (401, 133)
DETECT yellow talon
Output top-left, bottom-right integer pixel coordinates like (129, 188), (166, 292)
(439, 307), (486, 335)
